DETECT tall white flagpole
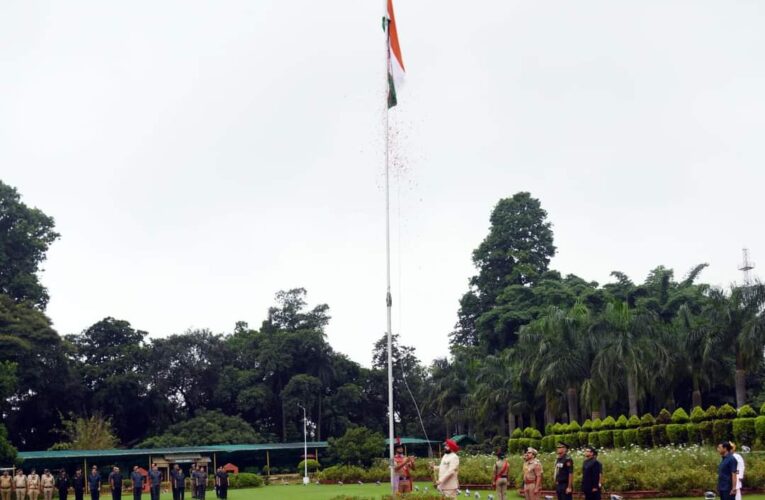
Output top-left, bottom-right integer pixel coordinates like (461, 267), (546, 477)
(384, 2), (395, 493)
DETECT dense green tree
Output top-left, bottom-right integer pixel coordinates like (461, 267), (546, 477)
(138, 410), (265, 448)
(50, 414), (119, 450)
(0, 424), (17, 464)
(453, 192), (556, 349)
(0, 180), (60, 309)
(327, 426), (385, 466)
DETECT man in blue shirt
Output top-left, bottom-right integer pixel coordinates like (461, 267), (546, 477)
(148, 465), (161, 500)
(718, 441), (739, 500)
(129, 467), (143, 500)
(169, 466), (184, 500)
(87, 467), (101, 500)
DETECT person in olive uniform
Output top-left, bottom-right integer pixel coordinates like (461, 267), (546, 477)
(129, 467), (142, 500)
(41, 470), (55, 500)
(581, 446), (603, 500)
(87, 467), (101, 500)
(13, 470), (26, 500)
(169, 466), (184, 500)
(214, 469), (227, 500)
(1, 470), (12, 500)
(71, 470), (84, 500)
(108, 468), (122, 500)
(1, 471), (12, 500)
(27, 469), (40, 500)
(55, 470), (69, 500)
(148, 465), (160, 500)
(554, 442), (574, 500)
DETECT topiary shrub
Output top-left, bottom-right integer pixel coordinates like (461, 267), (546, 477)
(640, 413), (655, 427)
(705, 405), (719, 421)
(666, 424), (688, 444)
(615, 415), (628, 429)
(578, 432), (588, 447)
(568, 421), (581, 433)
(738, 404), (757, 418)
(686, 423), (702, 445)
(719, 404), (737, 419)
(598, 430), (614, 448)
(699, 420), (715, 445)
(297, 459), (321, 473)
(588, 432), (600, 448)
(733, 418), (756, 446)
(755, 416), (765, 445)
(713, 419), (733, 444)
(690, 406), (705, 423)
(760, 402), (765, 416)
(540, 435), (556, 453)
(511, 428), (523, 439)
(671, 408), (690, 424)
(638, 426), (654, 447)
(613, 430), (625, 448)
(564, 433), (580, 449)
(591, 418), (603, 431)
(652, 424), (669, 447)
(602, 416), (616, 430)
(229, 472), (264, 488)
(522, 427), (538, 438)
(623, 429), (639, 447)
(508, 438), (522, 454)
(627, 415), (641, 428)
(552, 423), (565, 434)
(656, 409), (672, 425)
(545, 423), (554, 436)
(582, 419), (593, 432)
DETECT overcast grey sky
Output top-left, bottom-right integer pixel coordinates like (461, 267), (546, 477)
(2, 1), (764, 366)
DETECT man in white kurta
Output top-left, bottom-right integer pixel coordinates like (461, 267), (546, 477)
(732, 442), (745, 500)
(437, 439), (460, 498)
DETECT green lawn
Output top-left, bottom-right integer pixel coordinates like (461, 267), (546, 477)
(153, 487), (765, 500)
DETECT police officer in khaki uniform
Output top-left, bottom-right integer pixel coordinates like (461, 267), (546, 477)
(13, 470), (26, 500)
(40, 470), (54, 500)
(1, 470), (12, 500)
(27, 469), (40, 500)
(523, 447), (543, 500)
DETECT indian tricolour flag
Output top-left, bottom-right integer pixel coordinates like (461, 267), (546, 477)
(383, 0), (405, 108)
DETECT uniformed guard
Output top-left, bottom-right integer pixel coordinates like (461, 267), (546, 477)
(393, 444), (415, 494)
(193, 468), (205, 500)
(71, 470), (84, 500)
(27, 469), (40, 500)
(55, 470), (69, 500)
(187, 467), (196, 500)
(108, 467), (122, 500)
(13, 469), (26, 500)
(554, 442), (574, 500)
(492, 450), (509, 500)
(41, 470), (55, 500)
(129, 467), (142, 500)
(435, 439), (460, 498)
(213, 469), (227, 500)
(170, 466), (183, 500)
(1, 470), (12, 500)
(87, 467), (101, 500)
(522, 447), (543, 500)
(148, 465), (160, 500)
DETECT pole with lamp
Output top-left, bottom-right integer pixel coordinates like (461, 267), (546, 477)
(298, 404), (309, 485)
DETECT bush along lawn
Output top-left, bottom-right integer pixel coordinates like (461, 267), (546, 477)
(510, 403), (761, 454)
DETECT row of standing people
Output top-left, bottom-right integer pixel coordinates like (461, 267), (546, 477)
(0, 465), (230, 500)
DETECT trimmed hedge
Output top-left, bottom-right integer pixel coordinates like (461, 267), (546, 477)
(602, 416), (616, 430)
(739, 404), (757, 418)
(613, 430), (625, 448)
(666, 424), (687, 445)
(671, 408), (690, 424)
(627, 415), (641, 428)
(652, 424), (669, 447)
(690, 406), (705, 423)
(598, 430), (614, 448)
(615, 415), (628, 429)
(656, 409), (671, 425)
(733, 418), (756, 446)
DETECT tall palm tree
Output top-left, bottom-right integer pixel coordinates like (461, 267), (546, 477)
(706, 284), (765, 407)
(591, 302), (667, 417)
(519, 304), (590, 424)
(474, 349), (515, 435)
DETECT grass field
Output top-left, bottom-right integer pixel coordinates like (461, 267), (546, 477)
(156, 486), (765, 499)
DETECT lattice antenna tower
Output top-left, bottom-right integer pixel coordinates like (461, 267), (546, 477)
(739, 248), (756, 285)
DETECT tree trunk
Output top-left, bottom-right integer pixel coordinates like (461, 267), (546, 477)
(508, 409), (516, 435)
(627, 372), (638, 417)
(600, 399), (607, 419)
(519, 413), (525, 429)
(545, 395), (555, 425)
(735, 368), (747, 409)
(317, 393), (322, 441)
(566, 386), (579, 424)
(281, 400), (287, 442)
(692, 375), (702, 408)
